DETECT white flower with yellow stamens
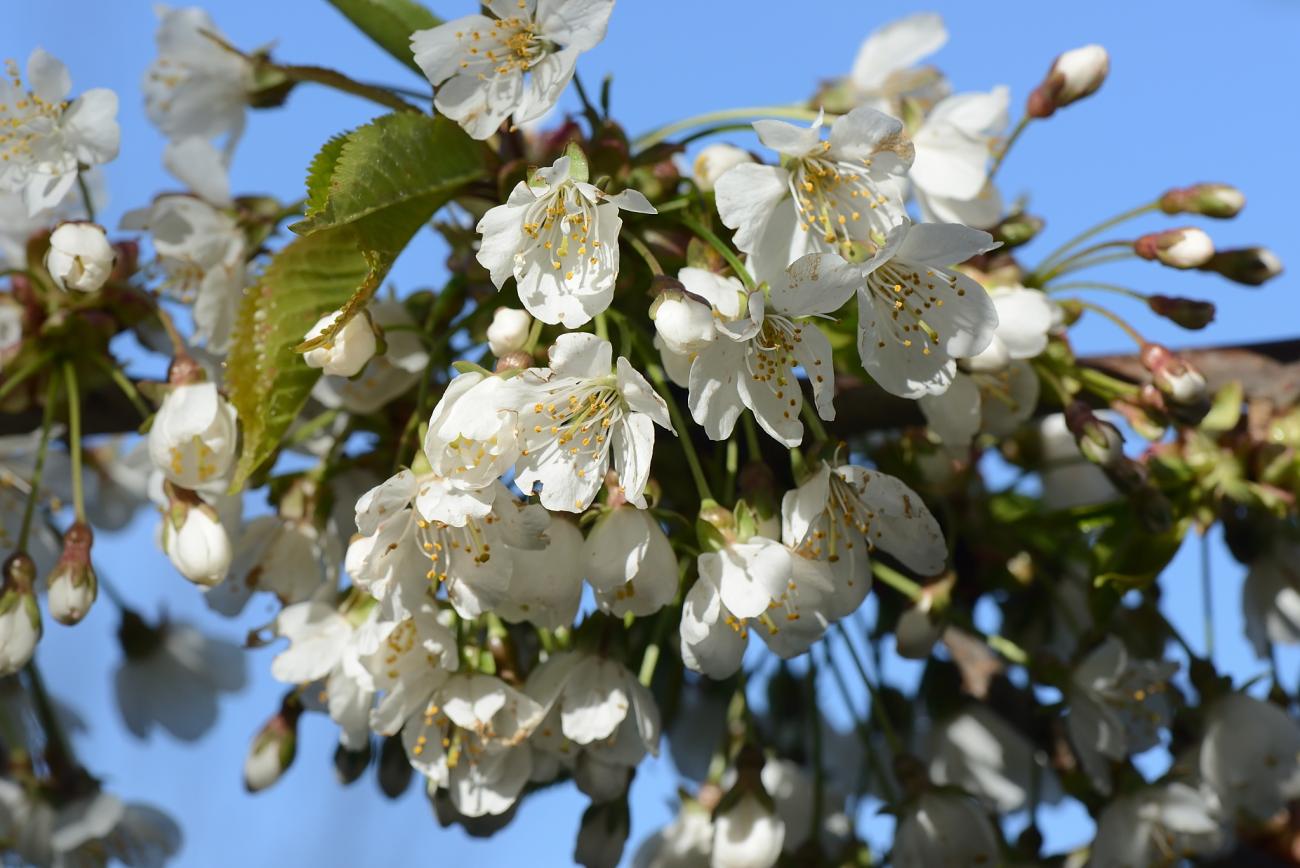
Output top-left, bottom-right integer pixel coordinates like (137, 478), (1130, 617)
(782, 460), (947, 619)
(364, 601), (459, 737)
(714, 106), (912, 280)
(422, 370), (523, 525)
(146, 382), (238, 489)
(412, 0), (615, 141)
(477, 153), (655, 328)
(0, 49), (119, 216)
(399, 672), (546, 817)
(346, 471), (548, 621)
(855, 220), (1000, 399)
(681, 253), (860, 447)
(509, 333), (672, 512)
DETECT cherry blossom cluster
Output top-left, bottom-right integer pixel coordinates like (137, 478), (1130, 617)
(1, 2), (1298, 867)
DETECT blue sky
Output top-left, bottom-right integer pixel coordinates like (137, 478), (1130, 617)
(9, 0), (1300, 864)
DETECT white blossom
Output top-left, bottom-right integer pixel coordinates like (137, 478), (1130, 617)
(631, 801), (713, 868)
(918, 285), (1053, 447)
(312, 300), (430, 414)
(302, 309), (377, 378)
(365, 601), (459, 736)
(496, 514), (585, 629)
(507, 333), (672, 511)
(855, 220), (999, 399)
(927, 704), (1059, 813)
(45, 221), (114, 293)
(147, 382), (238, 488)
(692, 144), (753, 193)
(682, 254), (860, 446)
(585, 505), (678, 618)
(1242, 541), (1300, 656)
(412, 0), (615, 140)
(477, 154), (655, 327)
(0, 49), (119, 215)
(715, 107), (911, 280)
(1066, 638), (1177, 794)
(711, 791), (784, 868)
(1199, 692), (1300, 821)
(893, 791), (1000, 868)
(1089, 783), (1225, 867)
(144, 5), (252, 147)
(910, 87), (1009, 228)
(844, 13), (949, 114)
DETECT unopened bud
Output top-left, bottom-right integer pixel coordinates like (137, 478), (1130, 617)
(1064, 401), (1124, 468)
(1134, 227), (1214, 269)
(692, 144), (754, 193)
(493, 350), (534, 372)
(245, 694), (301, 793)
(302, 308), (377, 378)
(1147, 295), (1215, 330)
(1027, 44), (1109, 118)
(46, 522), (98, 626)
(1199, 247), (1283, 286)
(1141, 343), (1209, 422)
(575, 796), (631, 868)
(651, 290), (715, 355)
(991, 213), (1045, 248)
(0, 553), (41, 675)
(162, 492), (233, 587)
(896, 603), (942, 660)
(964, 335), (1011, 373)
(334, 742), (371, 786)
(1158, 184), (1245, 219)
(378, 733), (413, 799)
(486, 307), (532, 357)
(45, 222), (116, 293)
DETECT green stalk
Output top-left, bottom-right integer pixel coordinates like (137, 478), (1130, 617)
(1034, 202), (1158, 274)
(674, 214), (755, 290)
(17, 376), (60, 552)
(633, 105), (824, 152)
(62, 362), (85, 522)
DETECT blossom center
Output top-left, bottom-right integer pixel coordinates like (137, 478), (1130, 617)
(521, 184), (603, 287)
(866, 261), (957, 356)
(455, 14), (545, 80)
(0, 60), (69, 167)
(789, 148), (892, 257)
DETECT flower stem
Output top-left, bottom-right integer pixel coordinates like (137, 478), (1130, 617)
(1201, 531), (1215, 661)
(1034, 202), (1157, 275)
(152, 298), (190, 358)
(1032, 240), (1135, 285)
(62, 361), (86, 523)
(0, 351), (52, 407)
(742, 413), (762, 462)
(624, 233), (664, 276)
(1046, 281), (1147, 302)
(642, 358), (713, 502)
(1071, 299), (1147, 347)
(820, 643), (899, 803)
(633, 105), (824, 152)
(17, 376), (59, 553)
(988, 115), (1030, 181)
(76, 170), (96, 222)
(673, 214), (755, 290)
(834, 621), (903, 755)
(87, 354), (152, 423)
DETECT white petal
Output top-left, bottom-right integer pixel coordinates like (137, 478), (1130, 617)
(918, 373), (981, 447)
(714, 163), (791, 256)
(850, 12), (947, 91)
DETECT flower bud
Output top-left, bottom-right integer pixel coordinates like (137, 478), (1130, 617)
(963, 335), (1010, 374)
(1027, 45), (1109, 118)
(1158, 183), (1245, 219)
(575, 797), (630, 868)
(1147, 295), (1215, 330)
(486, 307), (532, 357)
(147, 382), (239, 488)
(334, 742), (371, 786)
(1141, 343), (1210, 422)
(1064, 401), (1124, 468)
(163, 495), (233, 587)
(493, 350), (534, 373)
(302, 309), (377, 378)
(712, 752), (784, 868)
(46, 522), (98, 626)
(651, 291), (715, 355)
(991, 212), (1045, 249)
(245, 694), (301, 793)
(1199, 246), (1283, 286)
(45, 222), (116, 293)
(1133, 227), (1214, 269)
(0, 553), (41, 675)
(692, 144), (754, 193)
(378, 733), (413, 799)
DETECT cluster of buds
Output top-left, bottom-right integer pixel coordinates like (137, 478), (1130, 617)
(1134, 227), (1215, 269)
(1027, 45), (1109, 118)
(46, 521), (98, 626)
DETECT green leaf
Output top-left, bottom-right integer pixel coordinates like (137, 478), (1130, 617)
(227, 112), (484, 487)
(326, 0), (442, 75)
